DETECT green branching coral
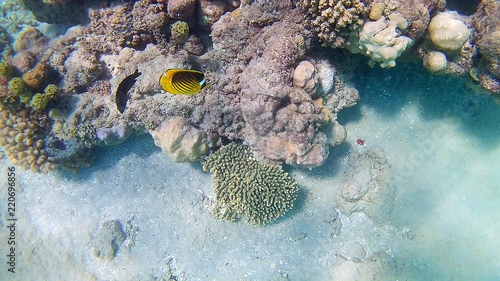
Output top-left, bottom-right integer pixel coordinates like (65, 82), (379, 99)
(202, 142), (299, 226)
(300, 0), (369, 48)
(8, 77), (27, 95)
(30, 93), (50, 110)
(44, 84), (59, 99)
(171, 21), (189, 42)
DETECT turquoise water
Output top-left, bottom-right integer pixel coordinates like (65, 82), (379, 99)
(1, 1), (500, 280)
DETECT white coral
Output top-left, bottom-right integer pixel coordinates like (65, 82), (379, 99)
(358, 13), (413, 68)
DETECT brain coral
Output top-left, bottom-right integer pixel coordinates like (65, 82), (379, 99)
(202, 142), (299, 226)
(300, 0), (369, 48)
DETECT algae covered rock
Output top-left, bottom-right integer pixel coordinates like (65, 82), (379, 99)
(202, 142), (299, 226)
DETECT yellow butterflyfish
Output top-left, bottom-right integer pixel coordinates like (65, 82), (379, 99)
(159, 69), (209, 95)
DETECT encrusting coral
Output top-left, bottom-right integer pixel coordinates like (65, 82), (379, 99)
(202, 142), (299, 226)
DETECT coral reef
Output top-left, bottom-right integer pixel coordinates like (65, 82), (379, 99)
(202, 142), (299, 226)
(300, 0), (369, 48)
(0, 0), (360, 173)
(22, 61), (51, 90)
(336, 146), (395, 223)
(358, 13), (413, 68)
(150, 117), (208, 163)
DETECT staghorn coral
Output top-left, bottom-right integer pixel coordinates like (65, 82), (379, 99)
(202, 142), (299, 226)
(150, 117), (208, 163)
(300, 0), (369, 48)
(0, 105), (53, 173)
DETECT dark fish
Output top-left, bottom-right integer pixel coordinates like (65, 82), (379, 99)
(116, 69), (141, 113)
(159, 69), (208, 95)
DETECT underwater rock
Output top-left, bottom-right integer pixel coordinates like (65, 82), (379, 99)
(331, 252), (397, 280)
(336, 146), (396, 223)
(21, 0), (87, 25)
(150, 117), (208, 163)
(473, 0), (500, 94)
(168, 0), (196, 20)
(91, 220), (126, 262)
(44, 134), (93, 170)
(96, 125), (132, 146)
(293, 61), (318, 96)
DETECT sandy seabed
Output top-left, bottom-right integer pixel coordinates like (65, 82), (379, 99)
(1, 62), (500, 280)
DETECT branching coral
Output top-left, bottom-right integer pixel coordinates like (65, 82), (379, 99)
(202, 142), (299, 226)
(300, 0), (369, 48)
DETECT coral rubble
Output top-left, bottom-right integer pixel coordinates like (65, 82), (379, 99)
(202, 142), (298, 226)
